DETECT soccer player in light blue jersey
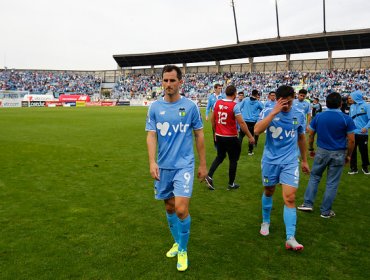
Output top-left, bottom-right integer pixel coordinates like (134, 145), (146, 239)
(293, 88), (311, 132)
(264, 91), (276, 109)
(205, 83), (224, 121)
(146, 65), (207, 272)
(255, 85), (310, 251)
(206, 83), (225, 147)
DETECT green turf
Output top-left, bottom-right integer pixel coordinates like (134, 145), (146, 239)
(0, 106), (369, 279)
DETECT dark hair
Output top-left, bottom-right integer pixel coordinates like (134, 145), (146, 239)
(298, 88), (308, 95)
(276, 85), (295, 99)
(238, 91), (244, 96)
(314, 97), (319, 102)
(162, 65), (182, 80)
(268, 91), (276, 95)
(326, 92), (342, 109)
(341, 95), (349, 114)
(214, 83), (222, 89)
(251, 89), (259, 96)
(225, 85), (237, 96)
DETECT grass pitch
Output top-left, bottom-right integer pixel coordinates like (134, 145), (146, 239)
(0, 106), (369, 279)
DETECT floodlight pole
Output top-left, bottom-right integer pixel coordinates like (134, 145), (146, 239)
(323, 0), (326, 33)
(231, 0), (240, 44)
(275, 0), (280, 38)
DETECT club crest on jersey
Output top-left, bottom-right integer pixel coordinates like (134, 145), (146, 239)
(292, 117), (298, 125)
(179, 107), (186, 117)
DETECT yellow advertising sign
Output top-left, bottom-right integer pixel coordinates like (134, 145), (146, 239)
(76, 101), (86, 107)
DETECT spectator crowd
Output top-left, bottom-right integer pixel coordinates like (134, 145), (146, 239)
(112, 69), (370, 100)
(1, 68), (369, 100)
(0, 69), (102, 95)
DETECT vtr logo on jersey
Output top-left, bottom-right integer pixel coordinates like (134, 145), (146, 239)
(269, 126), (295, 139)
(156, 122), (189, 136)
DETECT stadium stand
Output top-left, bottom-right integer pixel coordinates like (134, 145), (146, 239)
(111, 69), (370, 101)
(0, 69), (102, 95)
(1, 67), (369, 105)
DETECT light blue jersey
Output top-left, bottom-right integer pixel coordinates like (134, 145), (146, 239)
(259, 107), (306, 164)
(239, 97), (264, 122)
(205, 93), (225, 118)
(350, 90), (370, 135)
(146, 97), (203, 169)
(293, 99), (311, 116)
(264, 100), (276, 109)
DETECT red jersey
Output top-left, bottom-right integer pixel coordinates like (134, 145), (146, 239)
(213, 99), (239, 137)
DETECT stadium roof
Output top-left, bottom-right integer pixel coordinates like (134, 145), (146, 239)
(113, 28), (370, 68)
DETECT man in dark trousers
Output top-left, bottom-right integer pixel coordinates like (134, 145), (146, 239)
(347, 89), (370, 175)
(238, 89), (264, 156)
(205, 85), (254, 190)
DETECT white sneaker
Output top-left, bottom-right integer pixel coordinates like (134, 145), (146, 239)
(362, 167), (370, 175)
(285, 237), (304, 251)
(297, 204), (313, 212)
(260, 222), (270, 236)
(348, 169), (358, 175)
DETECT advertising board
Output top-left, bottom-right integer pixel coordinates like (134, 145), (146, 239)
(1, 99), (22, 107)
(59, 94), (91, 102)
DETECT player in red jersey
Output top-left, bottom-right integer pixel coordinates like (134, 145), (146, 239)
(205, 85), (255, 190)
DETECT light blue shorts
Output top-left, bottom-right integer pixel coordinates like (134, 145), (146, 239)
(261, 161), (299, 188)
(154, 167), (194, 200)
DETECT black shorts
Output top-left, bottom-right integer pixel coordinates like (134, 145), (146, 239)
(215, 136), (241, 162)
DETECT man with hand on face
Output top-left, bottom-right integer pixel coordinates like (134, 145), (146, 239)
(255, 85), (310, 251)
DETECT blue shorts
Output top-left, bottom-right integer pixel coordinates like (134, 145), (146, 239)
(261, 161), (300, 188)
(154, 167), (194, 200)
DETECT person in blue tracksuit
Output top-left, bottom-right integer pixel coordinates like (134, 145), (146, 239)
(348, 90), (370, 175)
(238, 89), (264, 156)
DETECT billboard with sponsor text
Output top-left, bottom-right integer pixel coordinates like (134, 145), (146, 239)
(59, 94), (91, 103)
